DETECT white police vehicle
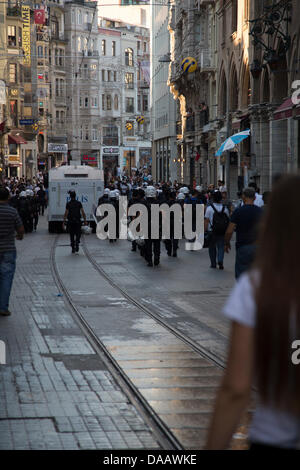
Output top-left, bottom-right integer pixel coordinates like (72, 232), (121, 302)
(48, 164), (104, 233)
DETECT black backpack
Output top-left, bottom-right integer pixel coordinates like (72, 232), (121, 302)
(211, 204), (229, 235)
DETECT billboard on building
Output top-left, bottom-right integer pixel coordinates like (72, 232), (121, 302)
(22, 6), (31, 66)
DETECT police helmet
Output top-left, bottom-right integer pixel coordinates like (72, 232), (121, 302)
(145, 186), (157, 198)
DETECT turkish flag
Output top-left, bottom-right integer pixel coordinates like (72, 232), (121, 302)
(34, 9), (45, 25)
(195, 152), (201, 161)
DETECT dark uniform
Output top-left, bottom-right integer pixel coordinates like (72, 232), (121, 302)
(144, 198), (161, 267)
(164, 195), (179, 257)
(66, 199), (83, 252)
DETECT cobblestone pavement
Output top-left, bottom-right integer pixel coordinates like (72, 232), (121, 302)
(0, 218), (161, 450)
(0, 215), (250, 450)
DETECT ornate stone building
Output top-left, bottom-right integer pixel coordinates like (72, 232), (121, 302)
(167, 0), (300, 195)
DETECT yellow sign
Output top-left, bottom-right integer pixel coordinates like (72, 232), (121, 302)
(8, 156), (20, 163)
(22, 6), (31, 66)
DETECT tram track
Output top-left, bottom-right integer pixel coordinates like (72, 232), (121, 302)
(50, 234), (184, 450)
(82, 237), (226, 371)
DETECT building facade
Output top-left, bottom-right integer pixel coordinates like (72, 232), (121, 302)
(151, 1), (177, 183)
(166, 0), (300, 196)
(98, 17), (151, 182)
(64, 0), (101, 167)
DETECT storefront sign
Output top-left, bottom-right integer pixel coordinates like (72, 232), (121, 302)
(102, 147), (119, 154)
(48, 143), (68, 153)
(22, 6), (31, 66)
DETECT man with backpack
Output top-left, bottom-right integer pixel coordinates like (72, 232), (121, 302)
(204, 190), (230, 270)
(63, 191), (87, 253)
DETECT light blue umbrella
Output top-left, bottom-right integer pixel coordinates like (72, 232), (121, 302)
(215, 129), (251, 156)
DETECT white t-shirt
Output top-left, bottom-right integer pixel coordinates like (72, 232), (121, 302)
(223, 273), (300, 448)
(254, 193), (264, 207)
(205, 203), (230, 231)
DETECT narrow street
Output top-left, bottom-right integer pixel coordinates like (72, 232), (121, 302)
(0, 214), (250, 450)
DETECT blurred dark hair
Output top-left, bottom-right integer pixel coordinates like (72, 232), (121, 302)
(242, 187), (256, 199)
(253, 175), (300, 414)
(212, 191), (222, 203)
(0, 187), (9, 201)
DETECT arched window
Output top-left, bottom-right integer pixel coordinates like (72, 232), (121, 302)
(262, 70), (270, 103)
(219, 70), (227, 117)
(114, 95), (118, 110)
(232, 0), (238, 32)
(230, 67), (238, 111)
(125, 48), (133, 66)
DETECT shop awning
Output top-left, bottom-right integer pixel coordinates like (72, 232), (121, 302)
(274, 98), (300, 120)
(8, 134), (27, 145)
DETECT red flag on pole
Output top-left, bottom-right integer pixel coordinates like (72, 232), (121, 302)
(195, 152), (201, 162)
(34, 9), (45, 25)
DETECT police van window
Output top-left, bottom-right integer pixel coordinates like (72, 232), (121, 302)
(64, 174), (88, 178)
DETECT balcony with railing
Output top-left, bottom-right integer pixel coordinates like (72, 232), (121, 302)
(7, 5), (22, 17)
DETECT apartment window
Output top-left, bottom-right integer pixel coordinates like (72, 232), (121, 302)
(137, 94), (141, 112)
(102, 39), (106, 56)
(137, 41), (140, 51)
(71, 10), (75, 24)
(114, 94), (118, 110)
(60, 79), (64, 97)
(61, 111), (65, 123)
(102, 94), (105, 110)
(84, 96), (89, 108)
(8, 26), (16, 47)
(92, 126), (98, 141)
(113, 71), (117, 81)
(125, 72), (134, 89)
(125, 97), (134, 113)
(125, 48), (133, 66)
(38, 46), (43, 57)
(9, 63), (17, 83)
(56, 110), (59, 121)
(143, 42), (147, 53)
(59, 49), (64, 66)
(10, 100), (18, 127)
(102, 69), (105, 81)
(78, 11), (82, 25)
(80, 126), (83, 140)
(91, 96), (98, 108)
(55, 49), (59, 65)
(83, 63), (88, 78)
(107, 70), (111, 82)
(90, 64), (97, 79)
(79, 95), (82, 107)
(106, 94), (112, 111)
(142, 95), (148, 111)
(232, 0), (238, 32)
(112, 41), (116, 56)
(85, 125), (89, 141)
(51, 17), (59, 38)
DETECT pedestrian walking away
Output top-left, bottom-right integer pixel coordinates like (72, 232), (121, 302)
(63, 191), (87, 253)
(206, 175), (300, 450)
(225, 187), (263, 279)
(0, 186), (24, 316)
(204, 191), (230, 270)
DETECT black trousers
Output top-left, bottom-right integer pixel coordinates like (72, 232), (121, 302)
(165, 239), (179, 255)
(68, 222), (81, 248)
(145, 239), (160, 263)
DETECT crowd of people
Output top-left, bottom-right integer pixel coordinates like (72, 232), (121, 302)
(1, 175), (48, 234)
(96, 175), (265, 275)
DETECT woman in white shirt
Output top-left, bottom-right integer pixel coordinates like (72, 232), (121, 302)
(206, 175), (300, 450)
